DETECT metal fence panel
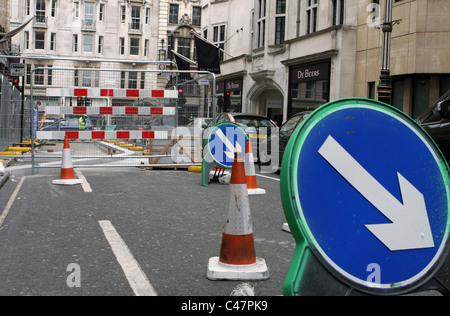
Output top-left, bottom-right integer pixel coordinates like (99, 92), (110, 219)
(30, 66), (215, 169)
(0, 74), (26, 153)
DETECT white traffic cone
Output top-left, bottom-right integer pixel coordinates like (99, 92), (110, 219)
(207, 152), (269, 281)
(245, 139), (266, 195)
(52, 137), (83, 185)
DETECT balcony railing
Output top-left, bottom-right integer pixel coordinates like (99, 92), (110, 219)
(82, 19), (96, 31)
(128, 22), (142, 35)
(33, 16), (48, 28)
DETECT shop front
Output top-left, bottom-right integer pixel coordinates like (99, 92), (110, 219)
(288, 60), (330, 117)
(216, 78), (243, 113)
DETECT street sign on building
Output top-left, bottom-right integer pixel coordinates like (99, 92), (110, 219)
(281, 98), (450, 296)
(10, 63), (25, 77)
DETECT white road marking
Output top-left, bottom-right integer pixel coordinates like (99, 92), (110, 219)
(99, 220), (157, 296)
(0, 177), (26, 228)
(75, 169), (92, 193)
(256, 174), (280, 182)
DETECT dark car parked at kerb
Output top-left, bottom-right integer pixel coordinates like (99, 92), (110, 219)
(260, 111), (312, 170)
(417, 89), (450, 160)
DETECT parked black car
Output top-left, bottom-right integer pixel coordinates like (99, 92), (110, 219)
(417, 89), (450, 160)
(260, 111), (312, 169)
(206, 113), (279, 163)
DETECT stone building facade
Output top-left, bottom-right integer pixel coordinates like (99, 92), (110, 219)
(356, 0), (450, 118)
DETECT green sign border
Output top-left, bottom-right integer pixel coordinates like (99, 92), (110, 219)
(281, 98), (450, 296)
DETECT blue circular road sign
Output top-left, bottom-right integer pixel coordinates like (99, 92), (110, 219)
(282, 98), (450, 295)
(207, 123), (248, 168)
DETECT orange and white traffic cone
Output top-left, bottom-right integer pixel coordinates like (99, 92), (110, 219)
(52, 137), (83, 186)
(245, 139), (266, 195)
(206, 152), (269, 281)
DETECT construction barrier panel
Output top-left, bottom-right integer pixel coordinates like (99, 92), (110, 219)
(22, 63), (216, 170)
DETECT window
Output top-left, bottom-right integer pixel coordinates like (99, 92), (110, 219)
(47, 65), (53, 86)
(36, 0), (46, 23)
(99, 3), (104, 21)
(121, 5), (126, 23)
(130, 38), (140, 55)
(120, 71), (125, 89)
(98, 36), (103, 54)
(35, 31), (45, 49)
(192, 6), (201, 26)
(26, 64), (31, 85)
(74, 1), (79, 18)
(131, 6), (141, 30)
(144, 39), (149, 57)
(296, 0), (301, 37)
(50, 32), (56, 50)
(177, 37), (191, 59)
(275, 0), (286, 45)
(82, 70), (91, 87)
(95, 71), (100, 87)
(51, 0), (56, 17)
(256, 0), (266, 48)
(73, 34), (78, 52)
(119, 37), (125, 55)
(26, 0), (30, 15)
(145, 7), (150, 24)
(25, 31), (29, 49)
(84, 2), (95, 27)
(275, 17), (285, 45)
(83, 34), (93, 52)
(169, 4), (179, 24)
(140, 73), (145, 89)
(368, 82), (376, 100)
(128, 72), (138, 89)
(34, 65), (44, 85)
(74, 69), (79, 86)
(213, 25), (226, 61)
(332, 0), (345, 26)
(276, 0), (286, 14)
(306, 0), (318, 34)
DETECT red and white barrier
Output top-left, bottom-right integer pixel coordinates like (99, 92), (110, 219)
(47, 88), (178, 99)
(44, 106), (176, 116)
(36, 130), (169, 140)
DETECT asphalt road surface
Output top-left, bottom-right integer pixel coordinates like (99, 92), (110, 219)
(0, 166), (292, 296)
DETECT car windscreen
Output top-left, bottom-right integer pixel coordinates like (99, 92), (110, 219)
(68, 119), (80, 127)
(234, 116), (275, 127)
(418, 89), (450, 124)
(280, 115), (303, 136)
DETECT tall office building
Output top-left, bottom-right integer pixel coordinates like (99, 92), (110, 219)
(9, 0), (202, 108)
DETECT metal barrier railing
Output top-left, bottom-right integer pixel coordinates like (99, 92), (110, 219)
(1, 56), (217, 173)
(29, 66), (215, 172)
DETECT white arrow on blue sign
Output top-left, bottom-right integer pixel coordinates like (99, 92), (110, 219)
(207, 123), (247, 168)
(282, 98), (450, 293)
(318, 135), (435, 252)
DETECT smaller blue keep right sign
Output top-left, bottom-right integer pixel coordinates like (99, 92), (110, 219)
(281, 98), (450, 295)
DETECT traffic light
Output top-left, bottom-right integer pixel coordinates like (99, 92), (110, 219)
(178, 88), (186, 108)
(12, 78), (20, 87)
(77, 97), (83, 106)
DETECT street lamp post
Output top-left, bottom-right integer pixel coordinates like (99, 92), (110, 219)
(377, 0), (396, 105)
